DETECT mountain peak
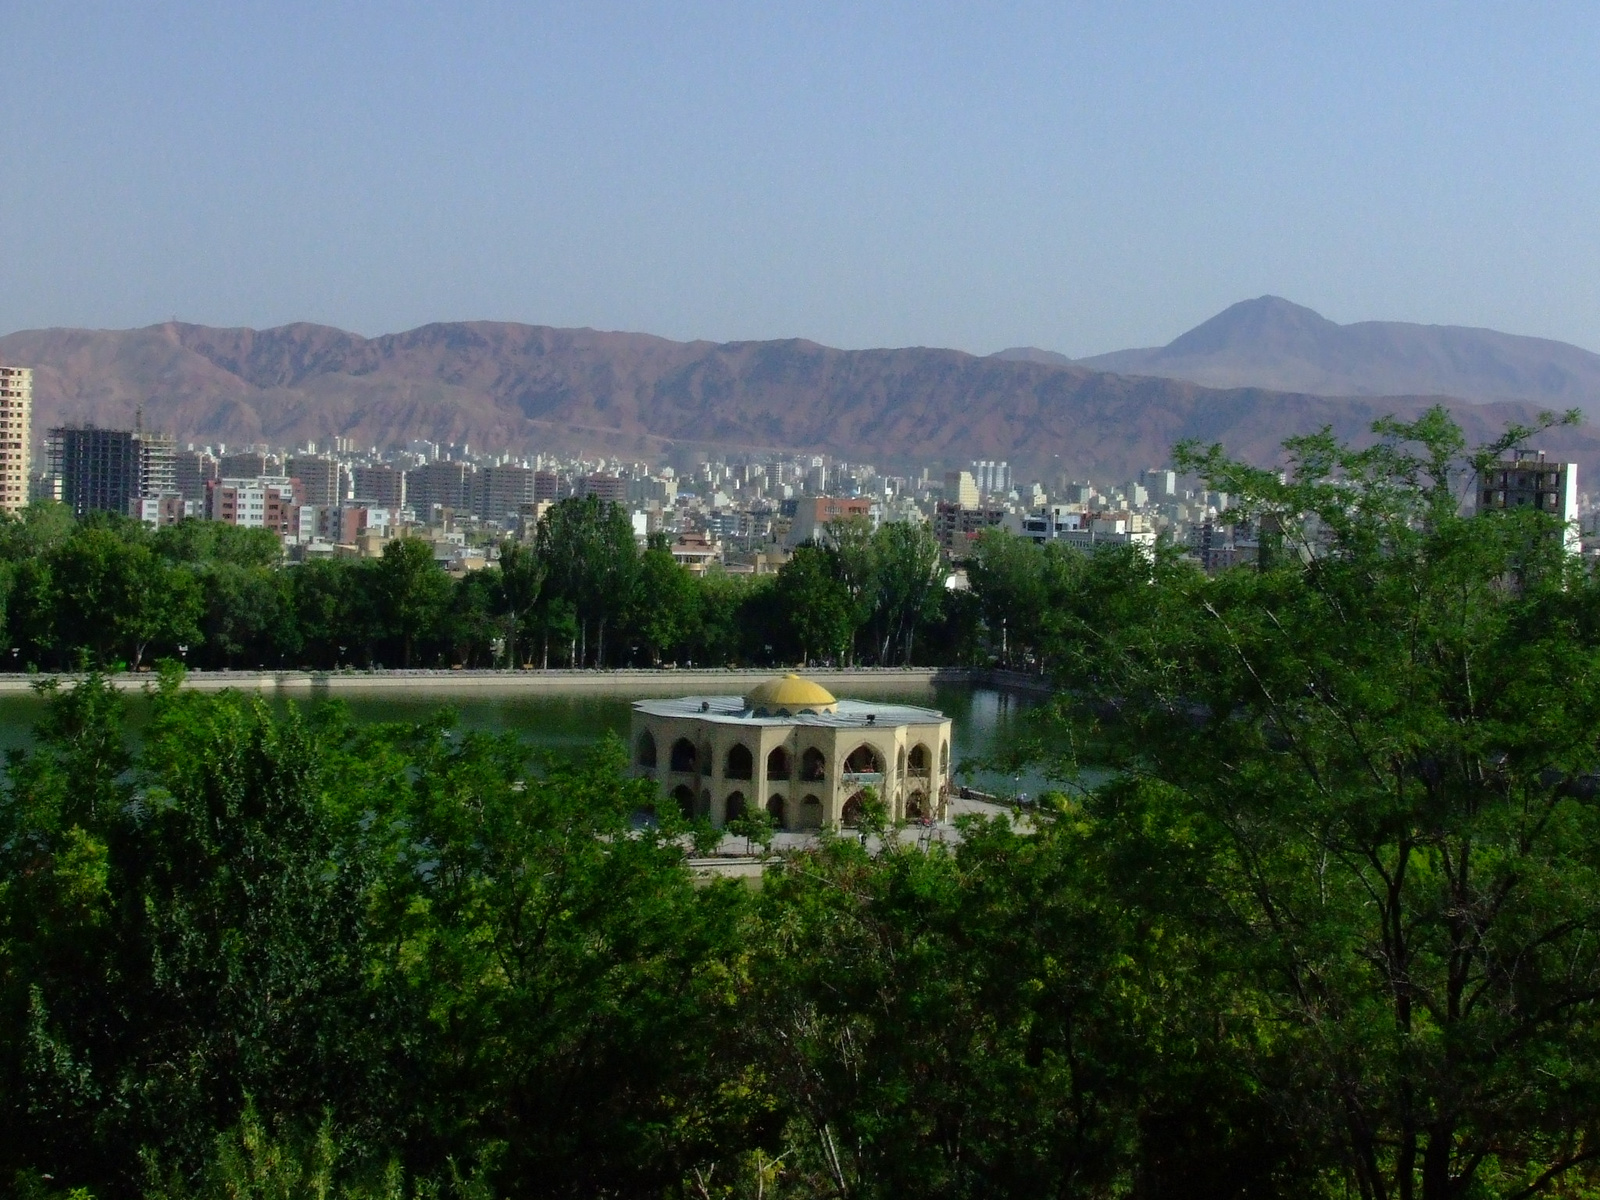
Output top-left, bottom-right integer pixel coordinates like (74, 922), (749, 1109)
(1163, 296), (1338, 357)
(1078, 297), (1600, 412)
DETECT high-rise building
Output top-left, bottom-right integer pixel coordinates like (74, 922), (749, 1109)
(579, 473), (627, 504)
(407, 460), (472, 517)
(533, 471), (561, 502)
(287, 454), (341, 508)
(173, 449), (218, 502)
(1477, 455), (1580, 554)
(473, 464), (535, 522)
(943, 470), (979, 508)
(0, 366), (32, 514)
(352, 464), (405, 508)
(47, 426), (176, 518)
(219, 450), (270, 479)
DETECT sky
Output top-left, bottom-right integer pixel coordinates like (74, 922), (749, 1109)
(2, 2), (1599, 356)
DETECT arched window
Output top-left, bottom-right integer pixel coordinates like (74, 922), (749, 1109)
(908, 743), (931, 772)
(907, 791), (927, 820)
(842, 791), (868, 827)
(799, 793), (823, 830)
(800, 747), (826, 782)
(670, 784), (695, 816)
(766, 794), (786, 829)
(725, 791), (747, 823)
(636, 730), (657, 768)
(670, 738), (698, 773)
(844, 744), (882, 774)
(725, 744), (753, 780)
(767, 746), (791, 780)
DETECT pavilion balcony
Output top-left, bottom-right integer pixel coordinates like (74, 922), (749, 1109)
(841, 771), (885, 787)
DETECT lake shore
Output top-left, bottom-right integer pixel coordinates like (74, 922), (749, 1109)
(0, 665), (1055, 697)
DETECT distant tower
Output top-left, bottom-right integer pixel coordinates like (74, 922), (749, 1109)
(0, 365), (32, 514)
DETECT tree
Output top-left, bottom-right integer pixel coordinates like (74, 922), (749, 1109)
(628, 547), (697, 666)
(870, 520), (944, 665)
(825, 515), (877, 665)
(535, 498), (639, 667)
(771, 544), (854, 665)
(375, 537), (452, 668)
(494, 539), (545, 667)
(1043, 407), (1600, 1199)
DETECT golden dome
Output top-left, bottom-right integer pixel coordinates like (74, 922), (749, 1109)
(745, 673), (838, 714)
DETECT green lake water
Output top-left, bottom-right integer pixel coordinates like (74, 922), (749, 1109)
(0, 682), (1059, 797)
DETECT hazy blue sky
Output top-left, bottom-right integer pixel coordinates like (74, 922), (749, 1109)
(2, 2), (1598, 355)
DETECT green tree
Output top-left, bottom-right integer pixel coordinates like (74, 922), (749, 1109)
(1043, 407), (1600, 1199)
(375, 537), (452, 667)
(535, 497), (639, 667)
(771, 544), (854, 665)
(628, 546), (697, 666)
(870, 520), (945, 665)
(494, 538), (544, 667)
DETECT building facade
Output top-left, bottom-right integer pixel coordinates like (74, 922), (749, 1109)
(351, 464), (405, 509)
(407, 460), (472, 517)
(1477, 455), (1580, 554)
(287, 454), (341, 508)
(631, 675), (952, 830)
(47, 426), (175, 518)
(0, 366), (31, 514)
(474, 464), (535, 522)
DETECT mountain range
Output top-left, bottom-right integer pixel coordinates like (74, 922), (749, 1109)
(1002, 295), (1600, 416)
(4, 304), (1600, 484)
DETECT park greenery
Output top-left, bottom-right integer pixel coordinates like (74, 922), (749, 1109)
(4, 408), (1600, 1198)
(0, 496), (963, 673)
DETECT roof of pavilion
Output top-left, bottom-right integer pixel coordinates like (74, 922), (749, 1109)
(632, 695), (946, 729)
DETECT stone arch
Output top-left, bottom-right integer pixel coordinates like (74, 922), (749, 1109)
(766, 745), (791, 780)
(724, 791), (747, 824)
(841, 790), (868, 827)
(800, 747), (826, 782)
(844, 744), (883, 774)
(670, 738), (698, 773)
(636, 729), (657, 768)
(798, 793), (824, 830)
(907, 791), (927, 820)
(725, 743), (753, 780)
(670, 784), (695, 817)
(908, 743), (931, 771)
(766, 794), (786, 829)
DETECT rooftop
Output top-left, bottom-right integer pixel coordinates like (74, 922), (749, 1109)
(633, 694), (946, 728)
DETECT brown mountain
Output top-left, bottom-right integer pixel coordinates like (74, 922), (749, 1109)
(1070, 296), (1600, 418)
(4, 319), (1600, 483)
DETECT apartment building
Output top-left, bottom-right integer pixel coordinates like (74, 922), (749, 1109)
(0, 366), (31, 514)
(474, 464), (535, 522)
(351, 464), (405, 508)
(47, 426), (176, 518)
(287, 454), (341, 508)
(1477, 455), (1579, 554)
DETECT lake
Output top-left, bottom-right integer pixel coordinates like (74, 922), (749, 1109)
(0, 681), (1058, 797)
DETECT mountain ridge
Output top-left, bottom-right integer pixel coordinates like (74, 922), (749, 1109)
(5, 317), (1600, 484)
(1075, 296), (1600, 415)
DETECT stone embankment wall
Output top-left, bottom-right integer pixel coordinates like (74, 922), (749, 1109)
(0, 666), (1055, 697)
